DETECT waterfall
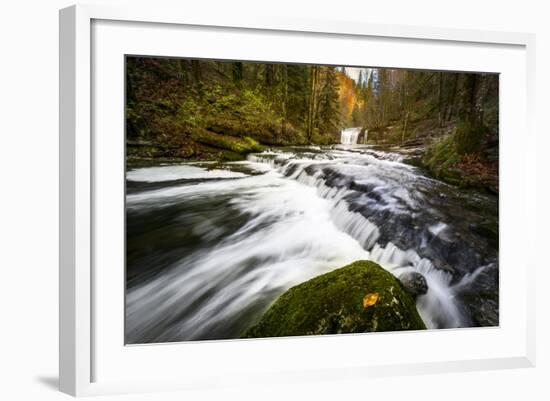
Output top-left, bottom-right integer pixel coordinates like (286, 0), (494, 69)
(340, 127), (361, 145)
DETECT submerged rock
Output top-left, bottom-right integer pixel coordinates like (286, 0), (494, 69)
(398, 271), (429, 298)
(243, 260), (426, 338)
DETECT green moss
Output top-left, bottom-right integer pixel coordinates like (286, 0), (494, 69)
(242, 260), (425, 338)
(423, 134), (458, 170)
(191, 129), (264, 154)
(421, 133), (463, 186)
(454, 120), (484, 155)
(422, 120), (489, 188)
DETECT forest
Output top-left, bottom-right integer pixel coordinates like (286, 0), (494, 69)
(126, 56), (499, 190)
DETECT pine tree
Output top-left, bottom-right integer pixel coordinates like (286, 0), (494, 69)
(286, 64), (309, 130)
(317, 66), (341, 135)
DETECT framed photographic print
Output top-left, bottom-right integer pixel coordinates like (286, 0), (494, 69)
(59, 4), (536, 396)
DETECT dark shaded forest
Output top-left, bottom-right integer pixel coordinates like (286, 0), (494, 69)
(126, 57), (498, 191)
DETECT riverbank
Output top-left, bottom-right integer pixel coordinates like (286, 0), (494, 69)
(363, 118), (498, 194)
(128, 118), (498, 194)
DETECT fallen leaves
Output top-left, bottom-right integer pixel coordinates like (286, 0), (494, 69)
(363, 292), (379, 309)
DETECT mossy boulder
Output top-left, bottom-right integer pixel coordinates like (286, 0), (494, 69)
(243, 260), (426, 338)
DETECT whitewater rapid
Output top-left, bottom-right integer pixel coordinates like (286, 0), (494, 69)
(125, 145), (498, 343)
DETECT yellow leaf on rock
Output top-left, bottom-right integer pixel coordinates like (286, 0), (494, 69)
(363, 292), (379, 308)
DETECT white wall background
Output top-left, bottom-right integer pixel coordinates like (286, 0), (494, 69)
(0, 0), (547, 399)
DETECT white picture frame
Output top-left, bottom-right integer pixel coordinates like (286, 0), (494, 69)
(59, 3), (536, 397)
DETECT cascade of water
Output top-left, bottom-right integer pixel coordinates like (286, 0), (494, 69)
(126, 146), (497, 342)
(340, 127), (361, 144)
(245, 150), (484, 329)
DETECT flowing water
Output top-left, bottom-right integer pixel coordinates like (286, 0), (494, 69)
(125, 142), (498, 343)
(340, 127), (362, 145)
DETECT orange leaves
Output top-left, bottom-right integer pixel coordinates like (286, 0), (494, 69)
(363, 292), (379, 309)
(336, 72), (363, 119)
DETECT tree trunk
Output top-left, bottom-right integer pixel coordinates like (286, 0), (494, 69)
(232, 62), (243, 83)
(281, 65), (288, 135)
(402, 111), (409, 144)
(265, 64), (274, 86)
(474, 75), (489, 125)
(438, 72), (443, 127)
(460, 74), (478, 122)
(307, 66), (319, 142)
(191, 60), (202, 83)
(446, 74), (459, 121)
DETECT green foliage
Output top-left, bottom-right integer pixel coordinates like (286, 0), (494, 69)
(243, 260), (426, 338)
(422, 120), (491, 189)
(454, 120), (485, 155)
(426, 119), (496, 190)
(191, 129), (263, 154)
(285, 64), (309, 126)
(126, 56), (498, 164)
(238, 89), (276, 122)
(423, 134), (460, 174)
(362, 68), (498, 147)
(126, 57), (344, 160)
(351, 104), (361, 127)
(203, 85), (279, 132)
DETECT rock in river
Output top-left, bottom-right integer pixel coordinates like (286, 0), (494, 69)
(243, 260), (426, 338)
(398, 271), (429, 298)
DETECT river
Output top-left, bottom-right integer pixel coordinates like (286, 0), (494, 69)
(125, 140), (499, 343)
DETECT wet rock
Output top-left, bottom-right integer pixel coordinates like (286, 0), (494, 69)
(430, 258), (456, 276)
(398, 271), (429, 298)
(242, 260), (426, 338)
(454, 263), (499, 327)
